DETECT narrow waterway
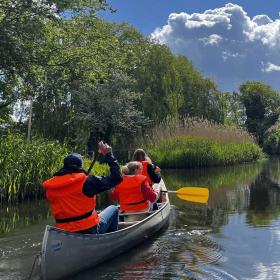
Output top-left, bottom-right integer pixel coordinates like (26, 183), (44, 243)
(1, 158), (280, 279)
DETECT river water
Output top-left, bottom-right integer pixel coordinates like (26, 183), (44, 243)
(2, 158), (280, 279)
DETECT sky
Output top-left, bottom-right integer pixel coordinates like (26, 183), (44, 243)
(103, 1), (280, 92)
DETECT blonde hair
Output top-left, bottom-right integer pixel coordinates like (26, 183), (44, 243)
(122, 161), (142, 175)
(121, 165), (129, 175)
(132, 149), (151, 163)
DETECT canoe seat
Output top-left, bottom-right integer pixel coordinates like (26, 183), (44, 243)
(119, 211), (156, 222)
(119, 210), (155, 216)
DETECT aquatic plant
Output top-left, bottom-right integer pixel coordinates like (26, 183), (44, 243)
(0, 133), (109, 202)
(145, 117), (265, 168)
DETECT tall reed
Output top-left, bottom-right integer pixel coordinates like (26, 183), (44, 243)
(0, 133), (69, 202)
(0, 133), (110, 202)
(142, 117), (265, 168)
(147, 117), (256, 146)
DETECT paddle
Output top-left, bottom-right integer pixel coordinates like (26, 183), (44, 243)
(87, 142), (102, 175)
(161, 187), (209, 203)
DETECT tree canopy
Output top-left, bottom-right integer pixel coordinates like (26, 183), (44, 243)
(2, 1), (278, 153)
(240, 81), (280, 144)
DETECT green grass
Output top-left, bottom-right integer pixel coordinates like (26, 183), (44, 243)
(148, 136), (265, 168)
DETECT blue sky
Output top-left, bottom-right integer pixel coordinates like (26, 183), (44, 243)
(102, 1), (280, 91)
(104, 1), (280, 35)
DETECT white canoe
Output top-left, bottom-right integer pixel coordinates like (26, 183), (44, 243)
(40, 180), (170, 280)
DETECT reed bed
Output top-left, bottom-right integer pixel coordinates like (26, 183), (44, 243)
(83, 159), (109, 176)
(147, 117), (256, 145)
(145, 117), (265, 168)
(0, 133), (110, 203)
(0, 133), (69, 202)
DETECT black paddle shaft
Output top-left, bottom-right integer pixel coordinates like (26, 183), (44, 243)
(87, 152), (100, 175)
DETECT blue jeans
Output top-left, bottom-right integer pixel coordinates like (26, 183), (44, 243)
(79, 205), (119, 234)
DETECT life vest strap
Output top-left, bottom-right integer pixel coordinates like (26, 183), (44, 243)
(123, 199), (147, 206)
(55, 209), (94, 224)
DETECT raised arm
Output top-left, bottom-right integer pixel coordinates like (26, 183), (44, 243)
(82, 143), (122, 197)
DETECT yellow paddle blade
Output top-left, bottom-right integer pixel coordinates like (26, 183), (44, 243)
(176, 187), (209, 204)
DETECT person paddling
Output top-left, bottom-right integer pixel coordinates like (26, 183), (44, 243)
(110, 161), (159, 213)
(42, 142), (122, 234)
(132, 149), (161, 186)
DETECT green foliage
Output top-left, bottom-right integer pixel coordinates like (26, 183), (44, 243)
(240, 81), (280, 144)
(0, 1), (271, 189)
(31, 17), (130, 143)
(83, 158), (109, 176)
(75, 71), (150, 146)
(0, 132), (112, 203)
(185, 77), (225, 123)
(0, 133), (69, 202)
(135, 44), (184, 122)
(148, 136), (264, 168)
(223, 91), (246, 126)
(263, 122), (280, 155)
(49, 0), (109, 13)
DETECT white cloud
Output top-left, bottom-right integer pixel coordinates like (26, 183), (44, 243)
(263, 62), (280, 73)
(151, 3), (280, 91)
(200, 34), (223, 46)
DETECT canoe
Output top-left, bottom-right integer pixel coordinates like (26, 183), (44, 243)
(40, 180), (170, 280)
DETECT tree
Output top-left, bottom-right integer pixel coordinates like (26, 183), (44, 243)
(240, 81), (280, 144)
(75, 71), (150, 152)
(135, 44), (184, 123)
(223, 91), (246, 127)
(0, 0), (110, 128)
(263, 122), (280, 155)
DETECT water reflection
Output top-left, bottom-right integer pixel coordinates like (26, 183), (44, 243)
(3, 159), (280, 279)
(247, 172), (280, 227)
(0, 200), (51, 235)
(163, 162), (263, 191)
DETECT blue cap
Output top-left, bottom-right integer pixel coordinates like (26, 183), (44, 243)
(63, 153), (83, 168)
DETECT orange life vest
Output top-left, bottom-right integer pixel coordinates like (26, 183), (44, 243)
(115, 174), (149, 212)
(140, 160), (160, 185)
(42, 173), (99, 232)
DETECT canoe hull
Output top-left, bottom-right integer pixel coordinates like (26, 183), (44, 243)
(40, 184), (170, 280)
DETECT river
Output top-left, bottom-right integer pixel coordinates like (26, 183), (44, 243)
(1, 158), (280, 279)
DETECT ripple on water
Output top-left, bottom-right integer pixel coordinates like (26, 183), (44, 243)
(0, 232), (42, 280)
(183, 265), (240, 280)
(68, 227), (225, 280)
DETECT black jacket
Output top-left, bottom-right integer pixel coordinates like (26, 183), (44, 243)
(54, 153), (122, 197)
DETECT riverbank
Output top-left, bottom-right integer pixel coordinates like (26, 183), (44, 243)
(145, 118), (265, 168)
(0, 121), (265, 202)
(148, 136), (265, 168)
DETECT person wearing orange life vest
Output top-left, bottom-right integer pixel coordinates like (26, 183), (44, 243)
(132, 149), (161, 186)
(110, 161), (160, 212)
(42, 142), (122, 234)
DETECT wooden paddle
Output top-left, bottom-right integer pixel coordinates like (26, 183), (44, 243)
(161, 187), (209, 203)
